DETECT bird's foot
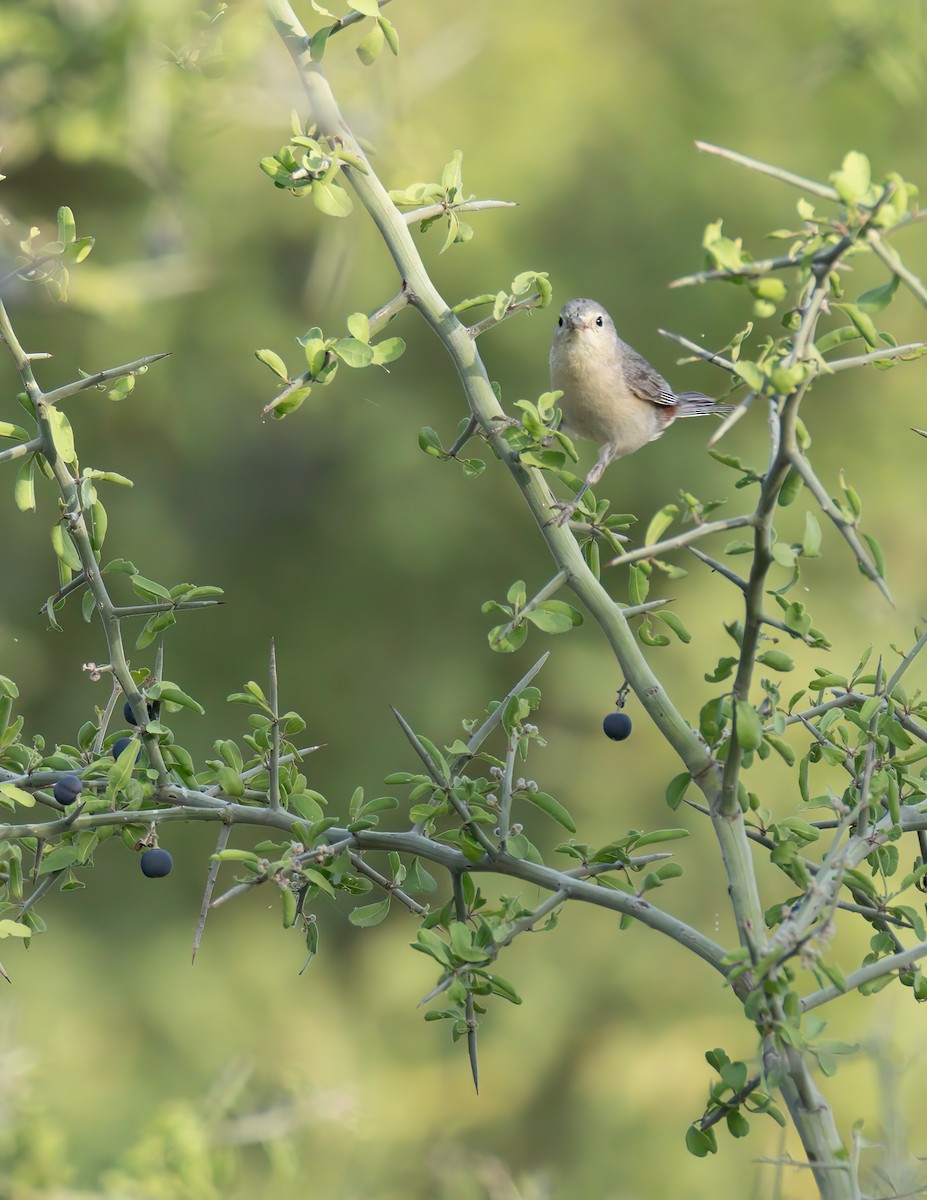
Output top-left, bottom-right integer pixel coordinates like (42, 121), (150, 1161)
(548, 501), (579, 528)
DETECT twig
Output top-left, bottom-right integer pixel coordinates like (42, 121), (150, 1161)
(669, 253), (804, 289)
(825, 342), (927, 372)
(867, 230), (927, 307)
(488, 569), (568, 649)
(0, 436), (42, 466)
(348, 852), (426, 915)
(327, 0), (393, 36)
(604, 514), (754, 569)
(687, 547), (819, 643)
(451, 653), (549, 770)
(43, 353), (172, 405)
(452, 872), (479, 1093)
(0, 300), (173, 782)
(694, 142), (840, 202)
(402, 199), (517, 225)
(802, 940), (927, 1013)
(467, 292), (545, 338)
(657, 328), (738, 375)
(885, 627), (927, 696)
(787, 451), (892, 604)
(192, 824), (231, 962)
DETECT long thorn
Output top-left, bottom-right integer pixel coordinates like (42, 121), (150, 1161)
(453, 652), (550, 769)
(192, 824), (231, 963)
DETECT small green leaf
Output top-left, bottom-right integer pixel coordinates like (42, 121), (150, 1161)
(312, 179), (353, 218)
(644, 503), (678, 546)
(830, 151), (873, 205)
(405, 858), (437, 894)
(347, 312), (370, 343)
(488, 623), (527, 653)
(371, 337), (405, 365)
(637, 613), (671, 647)
(634, 827), (689, 847)
(655, 610), (691, 643)
(68, 236), (94, 264)
(281, 885), (297, 929)
(309, 24), (331, 61)
(14, 457), (36, 512)
(802, 512), (822, 558)
(0, 783), (35, 808)
(108, 741), (139, 792)
(523, 790), (576, 832)
(734, 700), (763, 751)
(857, 275), (899, 314)
(665, 774), (690, 810)
(51, 524), (82, 572)
(628, 564), (650, 606)
(686, 1124), (718, 1158)
(0, 919), (32, 938)
(131, 574), (171, 602)
(46, 405), (76, 464)
(525, 600), (583, 635)
(356, 19), (385, 65)
(378, 14), (399, 54)
(331, 338), (374, 368)
(777, 467), (803, 507)
(733, 361), (765, 392)
(57, 206), (76, 243)
(705, 656), (737, 683)
(216, 765), (244, 797)
(756, 650), (794, 672)
(834, 304), (880, 349)
(349, 898), (391, 927)
(148, 682), (205, 715)
(418, 426), (444, 457)
(255, 349), (289, 380)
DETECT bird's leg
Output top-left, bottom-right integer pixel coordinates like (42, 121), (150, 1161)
(550, 442), (615, 527)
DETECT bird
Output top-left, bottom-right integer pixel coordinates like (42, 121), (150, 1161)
(548, 298), (729, 525)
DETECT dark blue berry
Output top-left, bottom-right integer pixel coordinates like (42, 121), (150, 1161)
(112, 736), (134, 759)
(53, 774), (83, 805)
(603, 712), (632, 741)
(140, 848), (173, 878)
(123, 699), (154, 726)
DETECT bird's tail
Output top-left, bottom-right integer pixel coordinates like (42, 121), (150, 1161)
(675, 391), (733, 417)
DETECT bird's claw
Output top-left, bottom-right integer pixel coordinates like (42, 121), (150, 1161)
(547, 502), (578, 528)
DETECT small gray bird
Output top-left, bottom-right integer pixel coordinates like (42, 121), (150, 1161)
(549, 298), (729, 525)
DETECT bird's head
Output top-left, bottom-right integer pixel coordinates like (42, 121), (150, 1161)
(554, 298), (616, 340)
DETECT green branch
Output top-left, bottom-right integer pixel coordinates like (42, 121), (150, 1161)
(264, 0), (714, 791)
(0, 300), (172, 779)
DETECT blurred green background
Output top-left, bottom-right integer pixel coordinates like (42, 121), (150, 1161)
(2, 0), (927, 1195)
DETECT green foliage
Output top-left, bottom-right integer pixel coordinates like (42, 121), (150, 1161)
(4, 7), (927, 1195)
(257, 311), (406, 418)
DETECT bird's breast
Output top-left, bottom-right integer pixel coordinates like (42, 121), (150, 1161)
(550, 335), (664, 456)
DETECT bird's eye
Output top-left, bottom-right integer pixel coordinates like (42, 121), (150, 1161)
(595, 315), (604, 327)
(558, 316), (563, 327)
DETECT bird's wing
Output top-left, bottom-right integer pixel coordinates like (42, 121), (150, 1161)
(620, 343), (678, 408)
